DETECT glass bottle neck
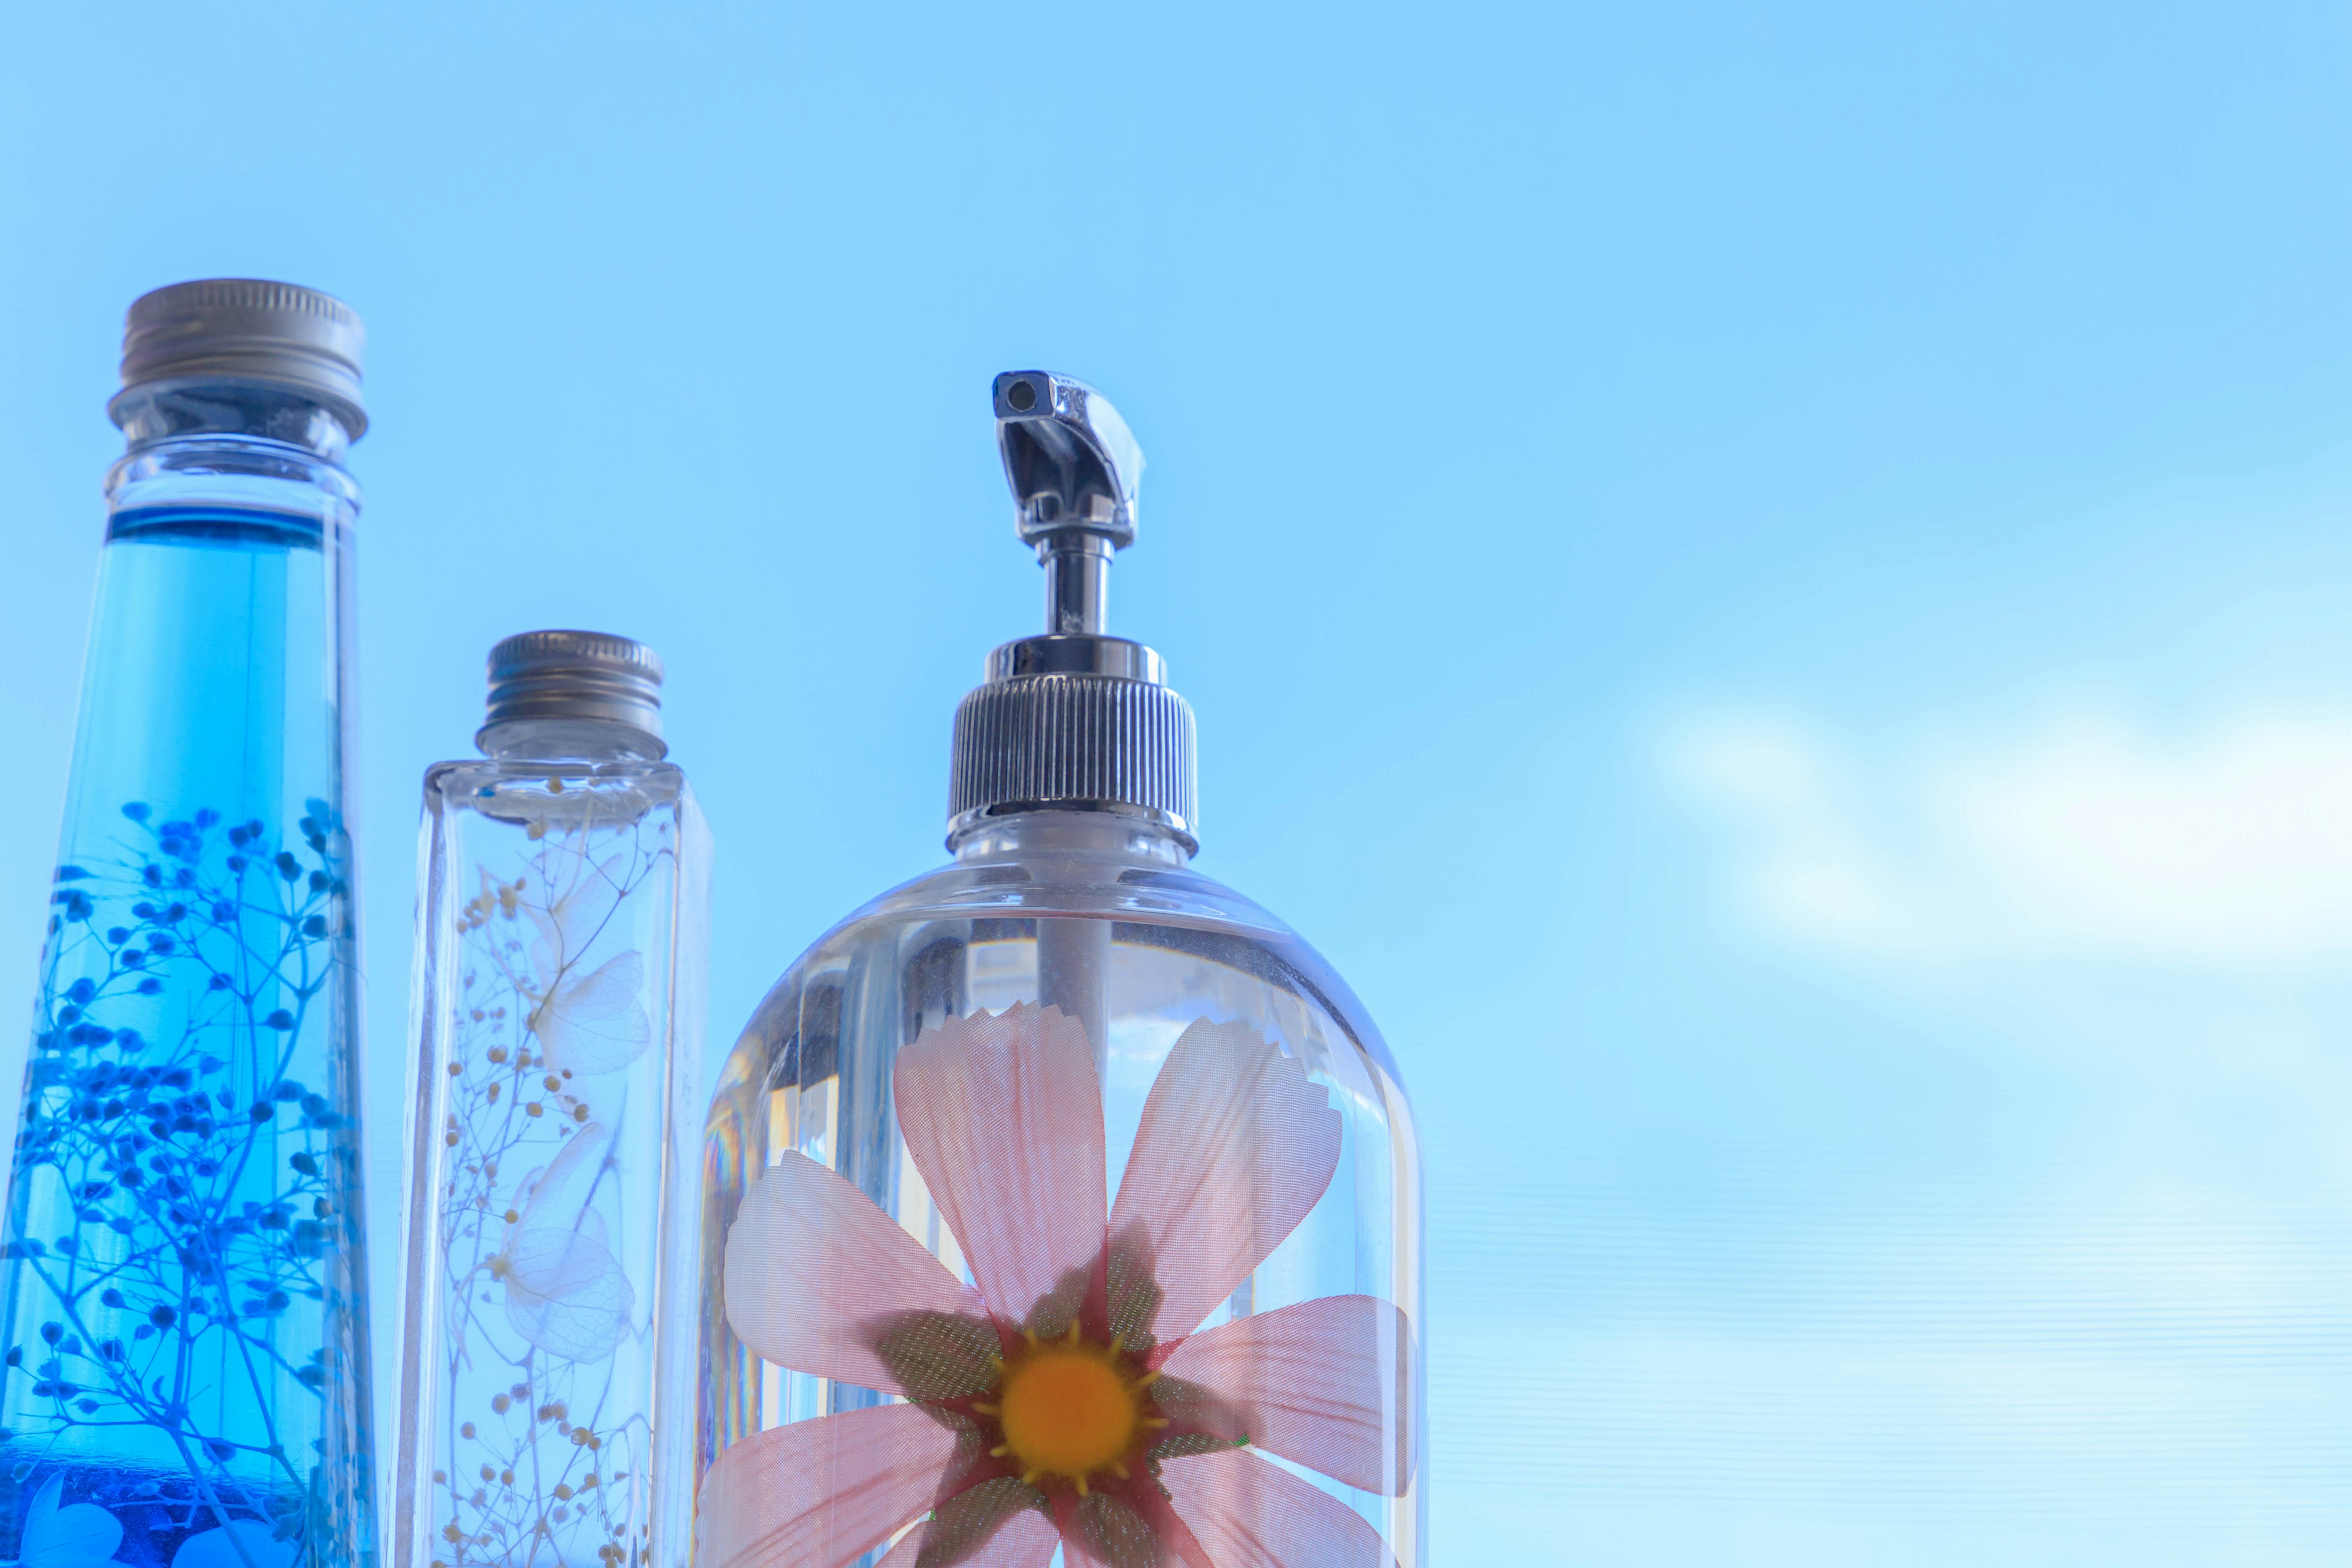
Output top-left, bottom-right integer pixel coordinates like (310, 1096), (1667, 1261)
(950, 809), (1193, 867)
(104, 381), (360, 528)
(475, 718), (668, 766)
(111, 380), (355, 458)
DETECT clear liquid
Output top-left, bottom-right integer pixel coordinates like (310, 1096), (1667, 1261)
(0, 507), (373, 1566)
(699, 825), (1425, 1567)
(397, 762), (708, 1568)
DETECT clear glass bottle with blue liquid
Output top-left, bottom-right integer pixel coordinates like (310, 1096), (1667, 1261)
(695, 375), (1423, 1568)
(0, 282), (377, 1566)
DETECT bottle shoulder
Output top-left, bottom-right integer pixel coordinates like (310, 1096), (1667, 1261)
(422, 756), (695, 824)
(725, 849), (1404, 1099)
(424, 755), (690, 787)
(844, 848), (1295, 933)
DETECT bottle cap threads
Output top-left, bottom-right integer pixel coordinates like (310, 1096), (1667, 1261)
(110, 278), (368, 437)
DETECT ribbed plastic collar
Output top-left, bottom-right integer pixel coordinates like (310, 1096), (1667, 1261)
(947, 635), (1197, 850)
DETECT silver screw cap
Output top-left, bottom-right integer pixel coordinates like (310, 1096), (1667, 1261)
(108, 279), (368, 438)
(478, 630), (666, 757)
(948, 372), (1198, 850)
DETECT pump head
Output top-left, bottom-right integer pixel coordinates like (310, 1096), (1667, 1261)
(993, 371), (1145, 636)
(949, 371), (1197, 850)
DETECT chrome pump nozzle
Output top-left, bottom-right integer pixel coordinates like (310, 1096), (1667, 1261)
(993, 371), (1145, 636)
(951, 369), (1196, 851)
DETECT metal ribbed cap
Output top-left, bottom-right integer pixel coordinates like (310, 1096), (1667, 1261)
(949, 637), (1199, 848)
(948, 372), (1199, 850)
(109, 279), (368, 438)
(478, 630), (666, 756)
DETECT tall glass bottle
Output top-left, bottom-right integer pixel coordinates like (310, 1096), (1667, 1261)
(396, 633), (711, 1568)
(695, 375), (1423, 1568)
(0, 281), (375, 1566)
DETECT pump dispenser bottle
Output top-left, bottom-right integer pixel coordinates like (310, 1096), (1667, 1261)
(397, 633), (711, 1568)
(695, 375), (1423, 1568)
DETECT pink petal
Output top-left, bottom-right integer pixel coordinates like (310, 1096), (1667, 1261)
(725, 1153), (993, 1396)
(1107, 1020), (1341, 1343)
(1158, 1296), (1416, 1496)
(895, 1003), (1108, 1332)
(1161, 1447), (1396, 1568)
(696, 1404), (975, 1568)
(874, 1480), (1060, 1568)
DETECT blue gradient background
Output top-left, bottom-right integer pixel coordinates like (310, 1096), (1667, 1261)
(6, 4), (2352, 1561)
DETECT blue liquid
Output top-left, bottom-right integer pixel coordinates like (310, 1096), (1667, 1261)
(0, 507), (374, 1566)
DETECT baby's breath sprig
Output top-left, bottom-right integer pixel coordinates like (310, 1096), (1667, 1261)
(0, 799), (358, 1556)
(428, 803), (671, 1568)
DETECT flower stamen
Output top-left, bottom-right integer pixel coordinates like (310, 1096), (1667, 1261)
(982, 1327), (1160, 1498)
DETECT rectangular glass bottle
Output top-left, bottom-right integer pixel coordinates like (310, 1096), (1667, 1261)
(394, 638), (710, 1568)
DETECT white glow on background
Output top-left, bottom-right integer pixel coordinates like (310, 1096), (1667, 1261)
(1670, 706), (2352, 963)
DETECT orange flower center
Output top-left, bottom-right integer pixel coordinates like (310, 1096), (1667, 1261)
(998, 1343), (1137, 1477)
(977, 1328), (1167, 1491)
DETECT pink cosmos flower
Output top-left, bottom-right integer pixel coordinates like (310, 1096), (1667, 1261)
(699, 1003), (1415, 1568)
